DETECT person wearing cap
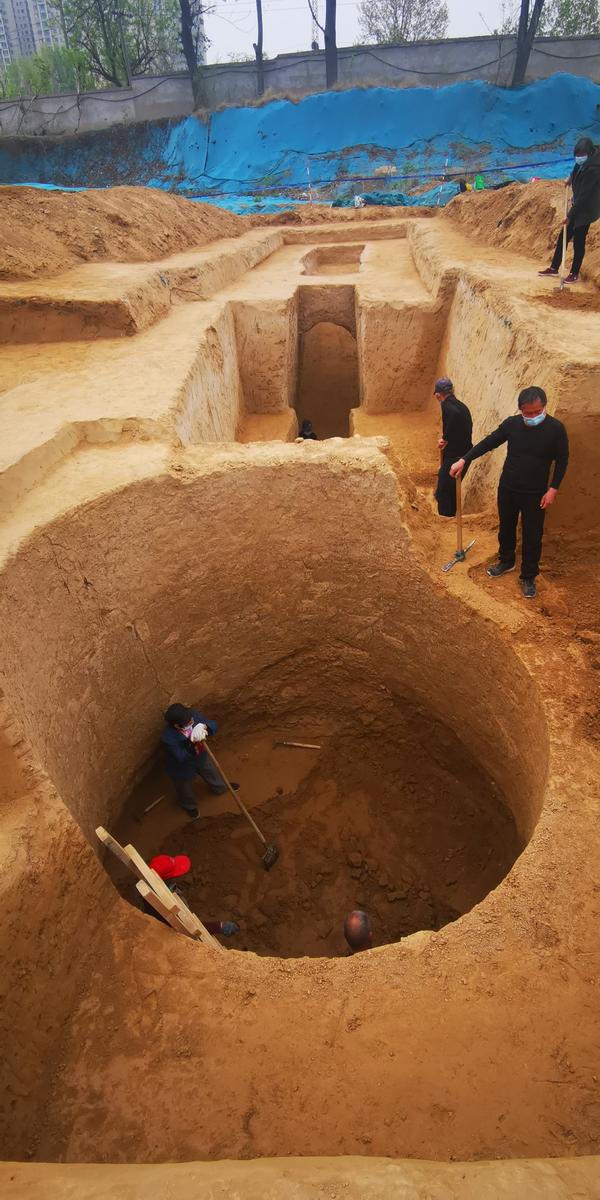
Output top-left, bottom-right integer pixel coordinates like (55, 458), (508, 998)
(450, 386), (569, 600)
(143, 854), (240, 938)
(161, 702), (238, 819)
(344, 910), (373, 954)
(433, 378), (473, 518)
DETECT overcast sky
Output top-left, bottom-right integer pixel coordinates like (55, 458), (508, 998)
(204, 0), (508, 64)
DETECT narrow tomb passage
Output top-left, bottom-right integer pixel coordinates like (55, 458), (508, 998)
(295, 321), (359, 438)
(119, 652), (523, 960)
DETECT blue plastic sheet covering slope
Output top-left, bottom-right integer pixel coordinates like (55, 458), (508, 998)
(0, 73), (598, 212)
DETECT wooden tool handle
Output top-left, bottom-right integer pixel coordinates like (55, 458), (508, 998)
(204, 744), (267, 847)
(456, 475), (463, 554)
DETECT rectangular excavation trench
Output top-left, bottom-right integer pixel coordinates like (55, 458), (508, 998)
(232, 277), (446, 444)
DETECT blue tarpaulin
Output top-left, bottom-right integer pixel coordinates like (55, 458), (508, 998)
(0, 73), (598, 212)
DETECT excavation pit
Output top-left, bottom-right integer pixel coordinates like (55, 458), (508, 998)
(120, 686), (523, 959)
(301, 243), (365, 275)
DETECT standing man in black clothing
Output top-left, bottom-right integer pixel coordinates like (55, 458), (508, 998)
(433, 377), (473, 518)
(538, 137), (600, 284)
(450, 387), (568, 600)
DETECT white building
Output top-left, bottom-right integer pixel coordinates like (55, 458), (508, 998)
(0, 0), (64, 63)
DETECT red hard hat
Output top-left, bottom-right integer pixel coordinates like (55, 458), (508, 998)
(149, 854), (191, 880)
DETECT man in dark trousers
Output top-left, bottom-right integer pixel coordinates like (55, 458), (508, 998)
(433, 378), (473, 517)
(161, 702), (238, 819)
(450, 386), (568, 600)
(539, 136), (600, 283)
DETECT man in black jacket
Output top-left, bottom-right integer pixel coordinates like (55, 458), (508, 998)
(433, 377), (473, 517)
(539, 137), (600, 283)
(450, 387), (568, 600)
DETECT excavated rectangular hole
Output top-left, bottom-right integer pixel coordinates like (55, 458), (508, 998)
(301, 244), (365, 276)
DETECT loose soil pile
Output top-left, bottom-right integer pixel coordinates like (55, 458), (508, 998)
(120, 694), (521, 959)
(0, 186), (247, 281)
(253, 205), (434, 226)
(444, 181), (600, 289)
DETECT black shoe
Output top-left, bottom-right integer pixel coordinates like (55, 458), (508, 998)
(213, 782), (239, 795)
(521, 578), (536, 599)
(181, 806), (200, 819)
(487, 561), (515, 578)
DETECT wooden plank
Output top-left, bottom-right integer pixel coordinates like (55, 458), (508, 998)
(136, 881), (197, 938)
(124, 843), (224, 952)
(95, 825), (132, 869)
(122, 842), (183, 904)
(97, 828), (223, 951)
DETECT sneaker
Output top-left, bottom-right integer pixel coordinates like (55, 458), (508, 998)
(486, 561), (515, 578)
(538, 267), (558, 277)
(564, 273), (580, 284)
(521, 578), (537, 599)
(182, 807), (200, 819)
(212, 782), (239, 795)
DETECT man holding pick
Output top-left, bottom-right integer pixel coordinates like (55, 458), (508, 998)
(450, 387), (569, 600)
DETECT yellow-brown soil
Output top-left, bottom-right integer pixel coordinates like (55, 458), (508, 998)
(0, 185), (247, 281)
(0, 184), (598, 1197)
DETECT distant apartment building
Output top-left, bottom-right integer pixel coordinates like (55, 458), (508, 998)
(0, 0), (63, 63)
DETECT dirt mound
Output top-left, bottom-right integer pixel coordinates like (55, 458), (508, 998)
(254, 204), (434, 226)
(443, 181), (600, 288)
(0, 186), (247, 281)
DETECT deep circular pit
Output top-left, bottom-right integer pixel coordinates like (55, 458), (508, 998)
(120, 688), (523, 959)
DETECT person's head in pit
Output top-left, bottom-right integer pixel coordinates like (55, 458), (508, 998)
(344, 910), (373, 954)
(164, 703), (194, 731)
(433, 377), (454, 403)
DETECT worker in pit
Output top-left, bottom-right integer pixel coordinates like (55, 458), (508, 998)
(142, 853), (240, 939)
(450, 386), (569, 600)
(161, 703), (239, 819)
(344, 910), (373, 954)
(434, 377), (473, 518)
(296, 418), (318, 442)
(539, 137), (600, 283)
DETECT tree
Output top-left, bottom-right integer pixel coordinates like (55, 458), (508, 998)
(511, 0), (545, 87)
(178, 0), (208, 77)
(253, 0), (264, 97)
(49, 0), (182, 88)
(541, 0), (600, 35)
(325, 0), (338, 85)
(358, 0), (448, 44)
(307, 0), (338, 85)
(0, 45), (94, 98)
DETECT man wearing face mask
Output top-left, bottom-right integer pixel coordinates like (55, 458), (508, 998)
(449, 387), (568, 600)
(539, 136), (600, 283)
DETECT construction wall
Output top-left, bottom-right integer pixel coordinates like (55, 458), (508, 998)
(0, 36), (599, 137)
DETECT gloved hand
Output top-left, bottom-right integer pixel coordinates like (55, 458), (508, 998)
(191, 722), (208, 743)
(221, 921), (240, 937)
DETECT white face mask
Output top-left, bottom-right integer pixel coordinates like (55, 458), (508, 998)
(522, 410), (546, 427)
(575, 155), (588, 166)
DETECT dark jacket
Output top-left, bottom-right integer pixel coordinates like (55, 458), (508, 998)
(441, 394), (473, 461)
(463, 414), (568, 495)
(161, 709), (218, 781)
(569, 150), (600, 228)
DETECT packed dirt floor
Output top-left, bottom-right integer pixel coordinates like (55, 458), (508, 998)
(0, 179), (599, 1197)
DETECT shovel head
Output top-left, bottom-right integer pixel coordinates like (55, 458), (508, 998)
(262, 844), (279, 871)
